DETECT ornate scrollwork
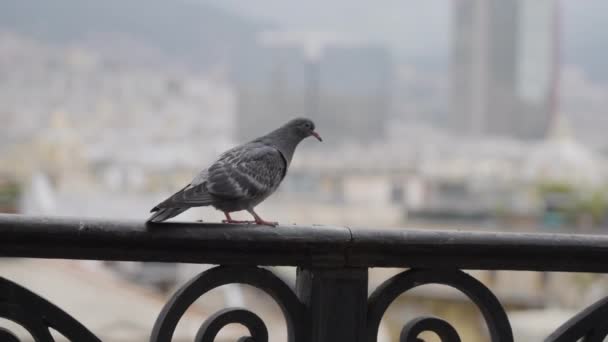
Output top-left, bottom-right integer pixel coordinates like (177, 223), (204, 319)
(400, 316), (461, 342)
(150, 266), (306, 342)
(0, 277), (101, 342)
(195, 308), (267, 342)
(546, 296), (608, 342)
(367, 269), (513, 342)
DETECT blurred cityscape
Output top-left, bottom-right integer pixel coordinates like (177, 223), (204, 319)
(1, 0), (608, 341)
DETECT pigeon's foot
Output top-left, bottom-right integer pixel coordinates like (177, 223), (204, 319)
(254, 219), (278, 227)
(245, 209), (278, 227)
(222, 212), (255, 224)
(222, 219), (255, 224)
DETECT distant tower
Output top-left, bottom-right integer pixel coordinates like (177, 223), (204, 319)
(450, 0), (559, 140)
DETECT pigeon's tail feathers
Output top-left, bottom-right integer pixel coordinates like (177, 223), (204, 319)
(147, 207), (188, 223)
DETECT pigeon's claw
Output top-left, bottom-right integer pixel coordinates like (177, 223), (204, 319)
(222, 219), (255, 224)
(222, 212), (255, 224)
(247, 209), (278, 227)
(254, 219), (278, 227)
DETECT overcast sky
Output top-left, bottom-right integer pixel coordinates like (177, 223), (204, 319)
(202, 0), (608, 79)
(203, 0), (450, 61)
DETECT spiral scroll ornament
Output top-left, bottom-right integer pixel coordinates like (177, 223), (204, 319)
(367, 269), (513, 342)
(151, 266), (307, 342)
(399, 316), (461, 342)
(0, 277), (100, 342)
(195, 308), (268, 342)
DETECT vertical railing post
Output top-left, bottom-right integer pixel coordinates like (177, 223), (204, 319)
(295, 267), (368, 342)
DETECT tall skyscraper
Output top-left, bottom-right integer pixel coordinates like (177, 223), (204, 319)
(450, 0), (558, 140)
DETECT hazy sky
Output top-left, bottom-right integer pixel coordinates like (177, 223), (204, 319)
(203, 0), (450, 62)
(203, 0), (608, 78)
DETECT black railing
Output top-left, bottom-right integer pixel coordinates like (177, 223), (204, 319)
(1, 213), (608, 341)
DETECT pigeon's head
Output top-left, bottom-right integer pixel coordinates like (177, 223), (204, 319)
(286, 118), (322, 142)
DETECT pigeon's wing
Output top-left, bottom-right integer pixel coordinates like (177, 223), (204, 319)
(151, 143), (286, 211)
(148, 169), (215, 221)
(151, 177), (215, 210)
(205, 143), (287, 200)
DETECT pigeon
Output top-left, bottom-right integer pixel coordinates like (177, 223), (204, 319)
(147, 117), (322, 226)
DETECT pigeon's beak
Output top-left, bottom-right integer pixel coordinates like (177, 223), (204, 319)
(311, 131), (323, 142)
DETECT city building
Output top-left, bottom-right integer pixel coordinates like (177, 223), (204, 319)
(450, 0), (558, 140)
(234, 31), (393, 144)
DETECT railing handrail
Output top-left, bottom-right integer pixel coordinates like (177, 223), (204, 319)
(1, 213), (608, 272)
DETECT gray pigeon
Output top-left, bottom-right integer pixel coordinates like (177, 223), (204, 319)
(148, 118), (322, 226)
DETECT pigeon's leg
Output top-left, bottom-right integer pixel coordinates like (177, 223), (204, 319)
(222, 212), (254, 224)
(247, 209), (278, 227)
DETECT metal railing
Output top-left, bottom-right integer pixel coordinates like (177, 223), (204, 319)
(1, 213), (608, 341)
